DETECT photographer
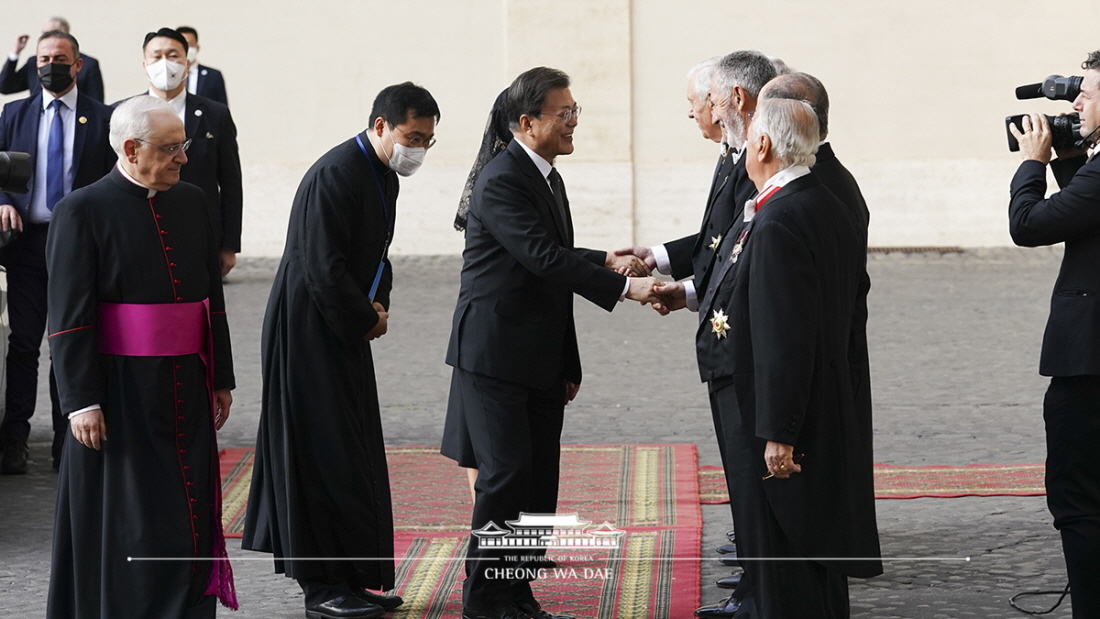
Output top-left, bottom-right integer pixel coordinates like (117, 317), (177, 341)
(1008, 50), (1100, 618)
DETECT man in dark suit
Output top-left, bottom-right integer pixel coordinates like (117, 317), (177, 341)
(1007, 50), (1100, 619)
(444, 67), (656, 619)
(665, 98), (882, 617)
(177, 27), (228, 106)
(117, 28), (242, 275)
(0, 30), (115, 474)
(0, 17), (104, 103)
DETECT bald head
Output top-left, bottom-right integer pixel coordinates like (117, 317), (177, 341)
(759, 72), (829, 141)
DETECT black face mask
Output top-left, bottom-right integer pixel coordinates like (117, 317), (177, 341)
(38, 63), (74, 94)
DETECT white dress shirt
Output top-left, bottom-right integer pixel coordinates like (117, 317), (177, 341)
(148, 87), (187, 122)
(29, 86), (79, 223)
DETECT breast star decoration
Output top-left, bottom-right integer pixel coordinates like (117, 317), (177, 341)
(709, 235), (722, 252)
(711, 309), (730, 339)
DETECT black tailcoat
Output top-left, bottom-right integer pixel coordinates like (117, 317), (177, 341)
(242, 133), (396, 591)
(697, 172), (882, 580)
(46, 169), (234, 618)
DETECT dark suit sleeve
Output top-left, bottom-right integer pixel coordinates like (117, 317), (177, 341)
(478, 169), (626, 311)
(749, 219), (817, 445)
(664, 233), (697, 280)
(210, 71), (228, 106)
(46, 198), (106, 412)
(215, 107), (244, 252)
(0, 58), (30, 95)
(0, 103), (14, 206)
(374, 259), (393, 311)
(1050, 155), (1086, 189)
(1009, 158), (1100, 247)
(203, 187), (235, 390)
(300, 164), (381, 344)
(80, 57), (105, 103)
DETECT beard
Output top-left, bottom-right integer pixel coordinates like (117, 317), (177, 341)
(720, 110), (746, 147)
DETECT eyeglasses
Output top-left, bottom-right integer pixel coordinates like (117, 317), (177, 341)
(392, 124), (436, 149)
(540, 106), (582, 123)
(136, 138), (192, 155)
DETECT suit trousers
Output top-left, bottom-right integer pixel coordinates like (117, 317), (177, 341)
(713, 378), (850, 619)
(449, 367), (565, 611)
(0, 224), (64, 454)
(1043, 376), (1100, 619)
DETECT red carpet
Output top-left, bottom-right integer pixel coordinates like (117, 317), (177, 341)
(698, 463), (1046, 503)
(219, 445), (701, 619)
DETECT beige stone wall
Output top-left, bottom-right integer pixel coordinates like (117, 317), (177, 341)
(0, 0), (1093, 254)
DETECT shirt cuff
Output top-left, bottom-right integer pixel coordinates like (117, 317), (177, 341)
(69, 404), (101, 418)
(619, 277), (630, 302)
(7, 53), (17, 62)
(685, 280), (699, 312)
(652, 244), (672, 275)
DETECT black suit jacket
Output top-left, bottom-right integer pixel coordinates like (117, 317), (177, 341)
(697, 171), (881, 577)
(116, 93), (244, 251)
(1010, 154), (1100, 377)
(445, 139), (626, 390)
(0, 89), (115, 216)
(193, 65), (228, 106)
(665, 151), (755, 296)
(0, 53), (104, 103)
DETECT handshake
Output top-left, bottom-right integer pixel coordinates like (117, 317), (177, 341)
(605, 245), (685, 316)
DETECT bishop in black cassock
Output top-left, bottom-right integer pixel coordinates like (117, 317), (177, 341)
(242, 82), (438, 619)
(46, 96), (235, 618)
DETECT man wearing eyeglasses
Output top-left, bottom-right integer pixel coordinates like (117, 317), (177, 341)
(243, 82), (438, 619)
(46, 95), (237, 618)
(0, 29), (114, 475)
(116, 27), (242, 276)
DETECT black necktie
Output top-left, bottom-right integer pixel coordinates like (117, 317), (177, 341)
(547, 168), (572, 247)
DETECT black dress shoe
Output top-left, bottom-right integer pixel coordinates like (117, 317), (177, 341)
(715, 544), (737, 555)
(306, 594), (385, 619)
(715, 573), (742, 589)
(718, 554), (739, 566)
(694, 596), (741, 618)
(0, 437), (28, 475)
(517, 599), (574, 619)
(352, 589), (403, 611)
(462, 604), (535, 619)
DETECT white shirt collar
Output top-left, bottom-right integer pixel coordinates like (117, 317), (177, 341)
(516, 138), (554, 182)
(148, 88), (187, 120)
(41, 84), (79, 112)
(743, 164), (811, 222)
(115, 162), (157, 198)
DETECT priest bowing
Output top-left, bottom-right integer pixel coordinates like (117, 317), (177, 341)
(46, 95), (236, 619)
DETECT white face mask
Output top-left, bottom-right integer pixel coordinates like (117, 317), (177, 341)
(387, 130), (426, 177)
(146, 58), (187, 91)
(186, 47), (198, 63)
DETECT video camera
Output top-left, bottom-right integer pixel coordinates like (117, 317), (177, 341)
(1006, 75), (1088, 152)
(0, 151), (32, 193)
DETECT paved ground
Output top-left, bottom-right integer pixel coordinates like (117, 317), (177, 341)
(0, 248), (1081, 618)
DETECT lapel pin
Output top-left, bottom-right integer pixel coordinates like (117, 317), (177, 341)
(78, 116), (87, 124)
(206, 132), (214, 139)
(194, 109), (203, 117)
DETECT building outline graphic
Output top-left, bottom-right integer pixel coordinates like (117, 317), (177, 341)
(471, 513), (625, 549)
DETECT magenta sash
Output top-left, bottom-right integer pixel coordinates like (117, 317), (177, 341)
(96, 300), (238, 609)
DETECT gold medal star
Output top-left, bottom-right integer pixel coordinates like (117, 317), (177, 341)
(709, 235), (722, 251)
(711, 309), (730, 339)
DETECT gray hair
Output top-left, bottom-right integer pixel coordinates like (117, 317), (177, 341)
(749, 98), (819, 168)
(109, 96), (177, 156)
(687, 57), (721, 102)
(760, 72), (830, 140)
(713, 50), (777, 100)
(47, 16), (71, 33)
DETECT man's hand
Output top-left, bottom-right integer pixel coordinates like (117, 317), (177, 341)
(613, 246), (657, 272)
(606, 251), (650, 276)
(764, 441), (801, 479)
(1009, 113), (1053, 164)
(365, 301), (388, 341)
(12, 34), (28, 56)
(71, 408), (107, 451)
(625, 276), (665, 305)
(0, 204), (23, 233)
(219, 249), (237, 276)
(564, 381), (580, 405)
(651, 281), (687, 315)
(214, 389), (232, 430)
